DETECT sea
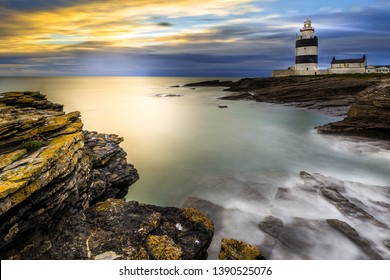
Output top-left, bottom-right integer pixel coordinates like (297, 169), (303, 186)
(1, 76), (389, 259)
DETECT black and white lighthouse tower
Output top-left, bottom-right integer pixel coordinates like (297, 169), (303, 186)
(295, 19), (318, 71)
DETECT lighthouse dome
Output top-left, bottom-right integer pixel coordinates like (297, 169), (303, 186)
(300, 18), (314, 32)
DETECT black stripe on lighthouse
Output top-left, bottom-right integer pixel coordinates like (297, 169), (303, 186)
(295, 55), (318, 64)
(296, 37), (318, 48)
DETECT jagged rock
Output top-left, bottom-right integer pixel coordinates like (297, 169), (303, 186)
(15, 199), (214, 260)
(0, 91), (63, 111)
(83, 131), (139, 203)
(218, 238), (265, 260)
(257, 172), (390, 259)
(0, 92), (136, 259)
(319, 186), (387, 228)
(317, 78), (390, 139)
(258, 216), (284, 239)
(326, 219), (383, 259)
(298, 172), (389, 228)
(181, 197), (226, 230)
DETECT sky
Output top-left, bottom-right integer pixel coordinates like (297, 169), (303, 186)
(0, 0), (389, 77)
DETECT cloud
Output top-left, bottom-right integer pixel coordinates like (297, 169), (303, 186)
(0, 0), (260, 54)
(0, 1), (389, 76)
(157, 22), (173, 27)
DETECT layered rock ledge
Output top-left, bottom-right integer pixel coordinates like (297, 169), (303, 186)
(0, 91), (214, 259)
(221, 74), (390, 141)
(317, 78), (390, 140)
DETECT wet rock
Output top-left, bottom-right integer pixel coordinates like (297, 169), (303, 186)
(258, 216), (284, 239)
(26, 199), (214, 260)
(182, 197), (224, 230)
(218, 238), (265, 260)
(384, 240), (390, 251)
(317, 78), (390, 139)
(155, 94), (183, 97)
(326, 219), (383, 259)
(258, 172), (389, 259)
(319, 186), (387, 228)
(184, 80), (233, 87)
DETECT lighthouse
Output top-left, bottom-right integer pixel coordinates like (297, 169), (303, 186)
(295, 19), (318, 71)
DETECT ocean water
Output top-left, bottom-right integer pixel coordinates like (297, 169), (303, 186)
(1, 77), (389, 259)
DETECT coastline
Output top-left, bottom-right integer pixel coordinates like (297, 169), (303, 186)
(185, 74), (390, 143)
(1, 75), (389, 260)
(0, 90), (263, 260)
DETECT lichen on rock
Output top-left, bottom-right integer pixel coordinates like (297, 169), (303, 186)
(147, 235), (182, 260)
(218, 238), (265, 260)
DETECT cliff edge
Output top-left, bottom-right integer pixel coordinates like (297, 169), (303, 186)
(0, 91), (214, 259)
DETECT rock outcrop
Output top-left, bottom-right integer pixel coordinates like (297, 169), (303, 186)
(317, 78), (390, 139)
(222, 76), (378, 116)
(184, 80), (233, 87)
(0, 91), (214, 259)
(11, 199), (214, 260)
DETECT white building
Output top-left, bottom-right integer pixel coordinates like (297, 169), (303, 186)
(328, 55), (367, 74)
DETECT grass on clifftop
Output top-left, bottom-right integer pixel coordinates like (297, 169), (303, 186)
(287, 73), (390, 80)
(326, 73), (390, 79)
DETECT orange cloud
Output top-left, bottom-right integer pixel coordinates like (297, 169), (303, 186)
(0, 0), (259, 54)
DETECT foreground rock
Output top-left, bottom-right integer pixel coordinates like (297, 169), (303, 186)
(0, 91), (214, 259)
(12, 199), (214, 260)
(317, 78), (390, 139)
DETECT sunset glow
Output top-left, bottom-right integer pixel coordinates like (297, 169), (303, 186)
(1, 0), (389, 76)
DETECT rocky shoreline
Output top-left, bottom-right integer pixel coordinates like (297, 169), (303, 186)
(216, 75), (390, 141)
(0, 91), (263, 260)
(181, 75), (390, 259)
(184, 171), (390, 259)
(185, 76), (390, 141)
(1, 76), (389, 260)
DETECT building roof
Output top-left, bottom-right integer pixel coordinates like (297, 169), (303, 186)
(331, 55), (366, 64)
